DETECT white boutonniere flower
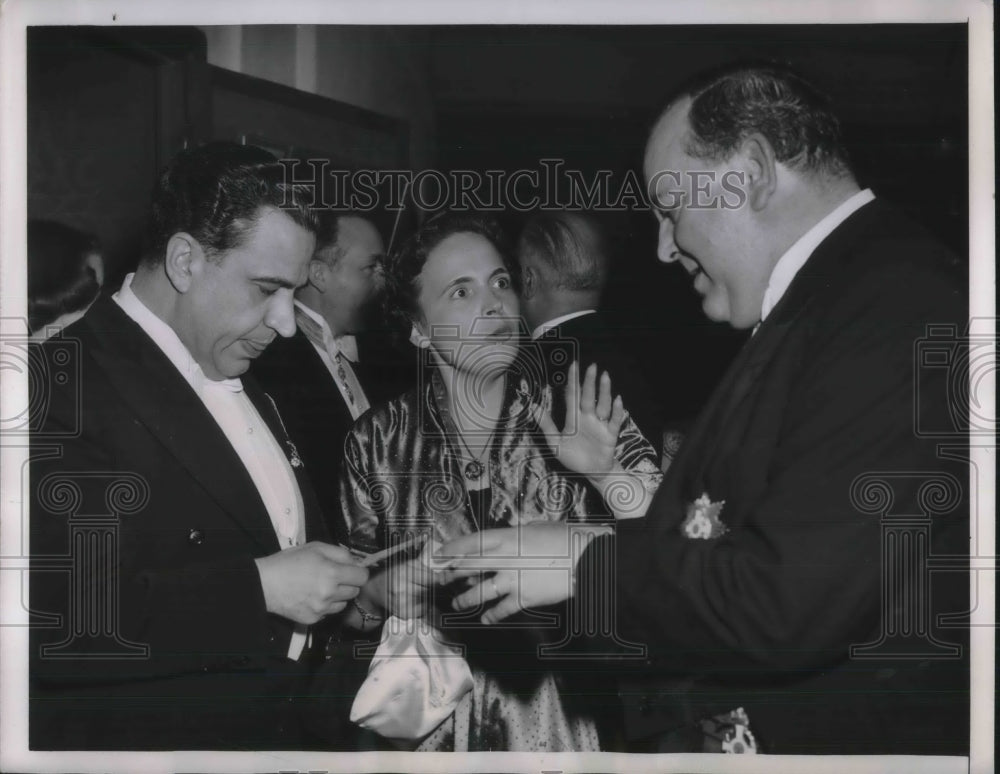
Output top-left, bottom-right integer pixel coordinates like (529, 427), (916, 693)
(682, 493), (728, 539)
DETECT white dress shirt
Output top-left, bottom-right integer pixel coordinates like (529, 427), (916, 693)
(530, 309), (597, 341)
(759, 189), (876, 323)
(293, 300), (370, 420)
(114, 274), (308, 660)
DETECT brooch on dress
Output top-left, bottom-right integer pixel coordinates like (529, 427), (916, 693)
(682, 493), (727, 539)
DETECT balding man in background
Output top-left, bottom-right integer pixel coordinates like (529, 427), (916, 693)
(517, 210), (665, 456)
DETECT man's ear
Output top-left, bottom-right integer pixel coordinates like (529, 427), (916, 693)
(163, 233), (199, 293)
(409, 323), (431, 349)
(521, 265), (536, 299)
(307, 258), (328, 291)
(739, 132), (778, 212)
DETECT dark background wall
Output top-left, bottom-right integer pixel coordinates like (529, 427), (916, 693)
(27, 23), (969, 423)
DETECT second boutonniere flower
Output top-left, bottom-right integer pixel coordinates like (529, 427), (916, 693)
(682, 493), (728, 539)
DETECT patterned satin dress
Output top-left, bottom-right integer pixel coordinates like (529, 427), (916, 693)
(340, 358), (661, 752)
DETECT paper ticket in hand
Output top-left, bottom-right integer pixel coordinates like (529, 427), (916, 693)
(348, 534), (429, 570)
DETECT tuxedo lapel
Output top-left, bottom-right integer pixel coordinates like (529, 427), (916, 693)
(655, 200), (884, 526)
(707, 199), (888, 439)
(655, 330), (759, 516)
(714, 308), (801, 440)
(83, 297), (279, 552)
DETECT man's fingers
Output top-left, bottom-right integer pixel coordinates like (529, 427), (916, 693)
(482, 595), (524, 625)
(450, 581), (484, 611)
(451, 572), (507, 611)
(329, 581), (363, 603)
(311, 541), (355, 563)
(433, 563), (486, 584)
(383, 556), (438, 596)
(329, 561), (370, 587)
(436, 528), (511, 560)
(325, 600), (348, 616)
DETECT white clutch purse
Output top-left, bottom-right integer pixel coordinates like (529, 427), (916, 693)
(349, 616), (473, 741)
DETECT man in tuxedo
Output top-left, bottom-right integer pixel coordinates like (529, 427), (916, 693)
(29, 142), (369, 750)
(601, 63), (969, 754)
(447, 63), (969, 755)
(252, 211), (412, 541)
(517, 210), (665, 455)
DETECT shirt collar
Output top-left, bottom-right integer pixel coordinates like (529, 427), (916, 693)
(760, 189), (875, 323)
(113, 273), (243, 393)
(294, 300), (359, 362)
(530, 309), (597, 340)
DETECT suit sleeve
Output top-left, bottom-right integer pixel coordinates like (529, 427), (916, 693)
(584, 250), (967, 674)
(29, 349), (283, 684)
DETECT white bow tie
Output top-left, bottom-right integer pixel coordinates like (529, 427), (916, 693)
(191, 363), (243, 394)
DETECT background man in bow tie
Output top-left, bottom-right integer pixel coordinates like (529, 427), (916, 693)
(29, 142), (369, 750)
(445, 62), (969, 756)
(253, 210), (413, 542)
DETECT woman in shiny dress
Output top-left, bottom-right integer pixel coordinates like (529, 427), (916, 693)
(339, 212), (660, 751)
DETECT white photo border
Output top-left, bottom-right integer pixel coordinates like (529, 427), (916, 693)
(1, 1), (993, 773)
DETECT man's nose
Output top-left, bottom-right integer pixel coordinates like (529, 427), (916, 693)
(657, 216), (680, 264)
(265, 291), (297, 337)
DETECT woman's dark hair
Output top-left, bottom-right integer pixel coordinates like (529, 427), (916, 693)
(382, 211), (513, 331)
(27, 220), (101, 333)
(142, 141), (322, 264)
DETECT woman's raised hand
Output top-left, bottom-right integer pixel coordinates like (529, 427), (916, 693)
(532, 361), (626, 479)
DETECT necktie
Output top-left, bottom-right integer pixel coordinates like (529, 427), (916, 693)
(295, 308), (370, 415)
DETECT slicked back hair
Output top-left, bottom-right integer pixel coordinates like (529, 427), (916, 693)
(667, 63), (854, 180)
(142, 141), (321, 265)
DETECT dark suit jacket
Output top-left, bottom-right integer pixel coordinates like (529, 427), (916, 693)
(251, 328), (416, 544)
(534, 311), (666, 455)
(355, 328), (420, 409)
(29, 295), (340, 750)
(578, 200), (969, 754)
(252, 330), (357, 545)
